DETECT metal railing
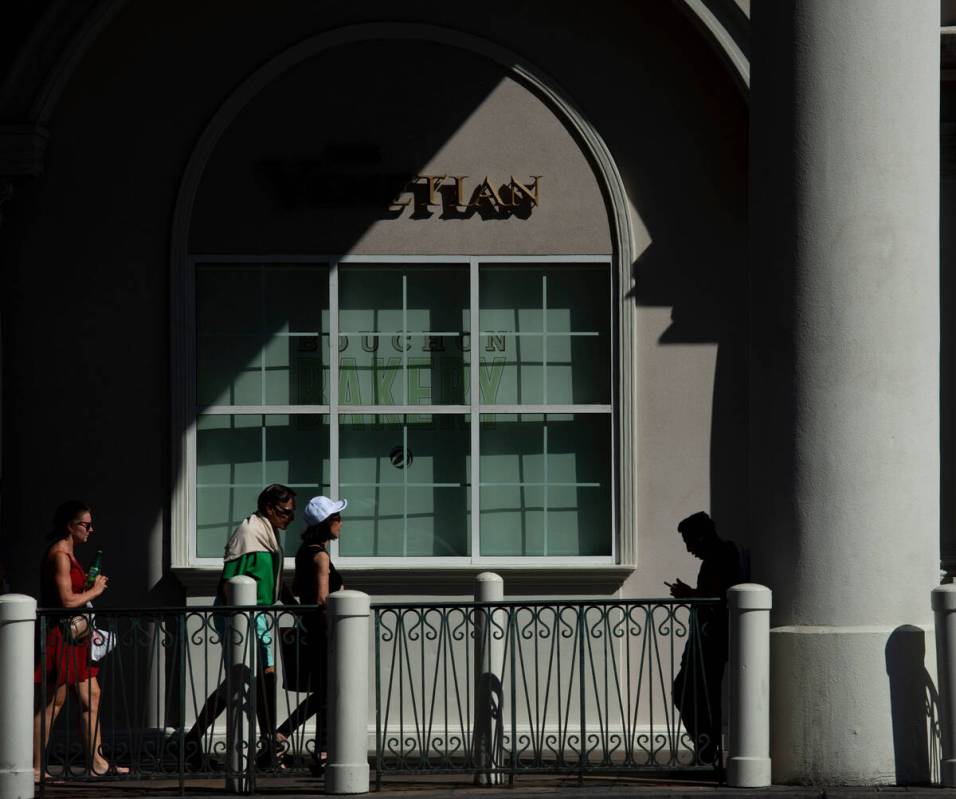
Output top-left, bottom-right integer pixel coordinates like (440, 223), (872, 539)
(373, 597), (726, 785)
(31, 592), (728, 793)
(35, 604), (327, 794)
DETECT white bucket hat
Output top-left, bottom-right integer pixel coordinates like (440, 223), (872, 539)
(303, 495), (348, 527)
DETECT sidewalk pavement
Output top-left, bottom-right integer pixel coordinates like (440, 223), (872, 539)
(32, 773), (955, 799)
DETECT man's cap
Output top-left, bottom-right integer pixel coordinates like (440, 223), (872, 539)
(303, 496), (348, 527)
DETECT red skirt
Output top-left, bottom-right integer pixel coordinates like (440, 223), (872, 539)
(34, 625), (99, 687)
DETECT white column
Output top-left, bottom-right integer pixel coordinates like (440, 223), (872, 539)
(933, 585), (956, 786)
(224, 576), (256, 794)
(473, 572), (504, 785)
(727, 584), (771, 788)
(750, 0), (940, 784)
(325, 590), (370, 795)
(0, 594), (36, 799)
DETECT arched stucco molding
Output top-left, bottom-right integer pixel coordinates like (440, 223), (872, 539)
(0, 0), (131, 124)
(676, 0), (750, 91)
(169, 22), (640, 573)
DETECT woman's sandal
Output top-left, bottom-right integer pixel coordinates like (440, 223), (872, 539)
(309, 751), (328, 777)
(255, 738), (289, 771)
(90, 761), (130, 777)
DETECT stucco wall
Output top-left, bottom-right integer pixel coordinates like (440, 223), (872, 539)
(190, 40), (611, 256)
(0, 0), (747, 608)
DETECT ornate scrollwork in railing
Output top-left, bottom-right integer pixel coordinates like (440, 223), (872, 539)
(35, 595), (725, 790)
(373, 597), (725, 784)
(35, 605), (328, 793)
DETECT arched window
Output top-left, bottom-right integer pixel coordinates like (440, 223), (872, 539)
(171, 28), (634, 573)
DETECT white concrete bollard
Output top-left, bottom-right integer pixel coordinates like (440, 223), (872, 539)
(473, 572), (504, 785)
(325, 590), (370, 795)
(933, 585), (956, 786)
(0, 594), (36, 799)
(225, 576), (257, 794)
(727, 584), (772, 788)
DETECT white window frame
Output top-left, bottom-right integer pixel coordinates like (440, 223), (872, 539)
(176, 253), (618, 571)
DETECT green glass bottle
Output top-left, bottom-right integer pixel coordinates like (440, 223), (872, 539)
(84, 549), (103, 590)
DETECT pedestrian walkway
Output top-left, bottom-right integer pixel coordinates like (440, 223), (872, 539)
(33, 773), (949, 799)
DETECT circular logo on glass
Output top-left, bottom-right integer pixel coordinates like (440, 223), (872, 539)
(389, 445), (413, 469)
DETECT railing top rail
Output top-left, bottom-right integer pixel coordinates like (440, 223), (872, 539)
(35, 596), (723, 615)
(35, 604), (328, 615)
(371, 596), (723, 610)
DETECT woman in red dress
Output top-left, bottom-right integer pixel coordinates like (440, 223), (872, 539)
(32, 501), (127, 780)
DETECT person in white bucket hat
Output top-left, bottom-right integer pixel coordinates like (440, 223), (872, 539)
(276, 495), (347, 774)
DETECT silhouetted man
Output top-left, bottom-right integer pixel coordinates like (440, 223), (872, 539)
(667, 511), (745, 766)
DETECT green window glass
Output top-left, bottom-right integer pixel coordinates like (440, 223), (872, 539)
(196, 413), (330, 557)
(479, 265), (610, 405)
(193, 258), (613, 561)
(339, 414), (470, 557)
(479, 413), (611, 557)
(338, 265), (469, 407)
(197, 263), (330, 407)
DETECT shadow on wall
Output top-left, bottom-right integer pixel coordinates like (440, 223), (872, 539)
(940, 99), (956, 577)
(885, 624), (941, 785)
(190, 4), (751, 575)
(0, 0), (750, 602)
(602, 0), (749, 560)
(623, 25), (748, 548)
(186, 40), (582, 563)
(0, 37), (509, 601)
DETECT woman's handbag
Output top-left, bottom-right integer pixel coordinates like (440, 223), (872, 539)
(279, 625), (311, 692)
(62, 601), (95, 643)
(63, 612), (92, 643)
(280, 616), (328, 693)
(91, 626), (116, 661)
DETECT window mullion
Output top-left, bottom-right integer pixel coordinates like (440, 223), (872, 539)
(402, 272), (409, 558)
(402, 273), (408, 406)
(542, 272), (548, 406)
(403, 421), (409, 558)
(542, 274), (548, 555)
(543, 421), (548, 557)
(470, 258), (480, 563)
(330, 260), (340, 559)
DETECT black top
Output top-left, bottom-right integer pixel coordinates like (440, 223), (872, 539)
(696, 538), (743, 600)
(294, 543), (342, 604)
(694, 538), (744, 663)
